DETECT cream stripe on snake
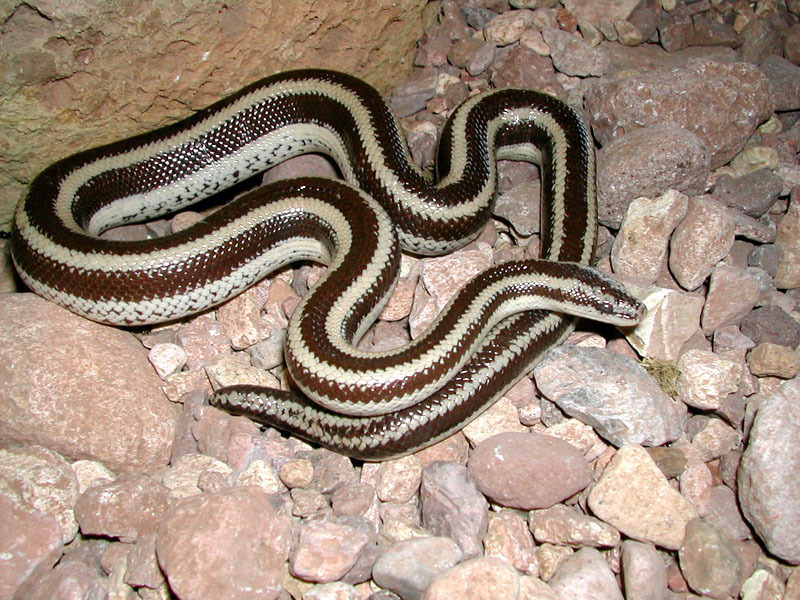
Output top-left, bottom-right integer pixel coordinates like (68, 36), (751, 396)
(11, 69), (642, 458)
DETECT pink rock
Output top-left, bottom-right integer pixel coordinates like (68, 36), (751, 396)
(290, 519), (370, 583)
(157, 486), (291, 599)
(74, 473), (170, 543)
(468, 432), (591, 510)
(669, 196), (735, 290)
(0, 493), (62, 600)
(0, 294), (178, 473)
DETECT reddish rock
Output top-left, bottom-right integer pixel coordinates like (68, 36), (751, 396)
(0, 294), (178, 473)
(585, 60), (773, 169)
(157, 486), (291, 600)
(468, 432), (591, 510)
(74, 473), (170, 543)
(0, 493), (62, 600)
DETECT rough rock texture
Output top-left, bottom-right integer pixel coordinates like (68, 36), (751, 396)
(0, 294), (178, 472)
(0, 0), (429, 226)
(738, 378), (800, 564)
(156, 486), (291, 600)
(585, 60), (774, 170)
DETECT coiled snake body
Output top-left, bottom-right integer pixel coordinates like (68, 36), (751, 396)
(11, 69), (643, 459)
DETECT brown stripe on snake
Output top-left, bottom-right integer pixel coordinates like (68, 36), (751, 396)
(11, 69), (643, 457)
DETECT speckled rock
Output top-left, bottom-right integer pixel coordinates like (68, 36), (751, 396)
(534, 346), (685, 447)
(738, 378), (800, 564)
(420, 461), (489, 559)
(588, 445), (696, 550)
(0, 294), (178, 472)
(157, 485), (291, 599)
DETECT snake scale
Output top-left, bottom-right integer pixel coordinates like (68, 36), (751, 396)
(11, 69), (643, 459)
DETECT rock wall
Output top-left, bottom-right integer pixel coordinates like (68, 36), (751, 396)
(0, 0), (431, 229)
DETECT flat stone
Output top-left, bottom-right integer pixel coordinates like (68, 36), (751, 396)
(678, 518), (746, 599)
(422, 557), (520, 600)
(597, 127), (705, 229)
(420, 461), (488, 559)
(549, 547), (624, 600)
(372, 536), (462, 600)
(670, 197), (736, 291)
(534, 346), (685, 447)
(611, 190), (689, 284)
(588, 445), (696, 550)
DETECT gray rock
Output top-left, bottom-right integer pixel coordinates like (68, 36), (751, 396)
(420, 462), (488, 559)
(534, 346), (685, 447)
(738, 378), (800, 564)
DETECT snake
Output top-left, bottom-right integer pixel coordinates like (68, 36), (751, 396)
(11, 69), (643, 459)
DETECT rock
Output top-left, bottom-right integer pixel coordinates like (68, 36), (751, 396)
(759, 55), (800, 111)
(374, 455), (422, 504)
(588, 445), (696, 550)
(303, 582), (361, 600)
(372, 536), (462, 600)
(747, 343), (800, 379)
(176, 315), (232, 370)
(597, 128), (705, 229)
(290, 488), (328, 518)
(163, 453), (233, 499)
(529, 504), (620, 548)
(585, 61), (773, 169)
(738, 378), (800, 564)
(669, 197), (736, 291)
(564, 0), (641, 26)
(74, 473), (170, 543)
(468, 432), (591, 510)
(420, 461), (488, 559)
(740, 569), (787, 600)
(701, 265), (772, 334)
(484, 510), (538, 575)
(626, 286), (705, 361)
(0, 492), (63, 600)
(534, 346), (685, 447)
(157, 485), (291, 599)
(0, 446), (79, 544)
(740, 305), (800, 348)
(279, 458), (314, 489)
(711, 169), (783, 217)
(676, 349), (742, 411)
(678, 519), (746, 599)
(331, 482), (375, 518)
(691, 418), (741, 462)
(483, 9), (536, 46)
(0, 294), (178, 472)
(14, 561), (108, 600)
(290, 518), (370, 583)
(422, 557), (520, 600)
(495, 181), (541, 237)
(543, 27), (610, 76)
(491, 45), (563, 97)
(548, 547), (624, 600)
(461, 396), (528, 445)
(622, 541), (668, 600)
(611, 190), (689, 284)
(703, 485), (751, 542)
